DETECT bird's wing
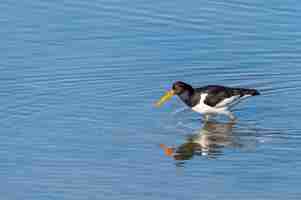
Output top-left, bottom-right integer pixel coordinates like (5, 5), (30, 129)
(196, 85), (258, 108)
(215, 95), (241, 108)
(198, 86), (235, 107)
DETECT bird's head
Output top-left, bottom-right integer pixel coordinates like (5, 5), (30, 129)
(155, 81), (193, 107)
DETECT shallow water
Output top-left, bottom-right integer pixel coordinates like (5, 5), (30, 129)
(2, 0), (301, 199)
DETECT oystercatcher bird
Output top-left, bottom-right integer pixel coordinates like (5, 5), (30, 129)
(155, 81), (260, 121)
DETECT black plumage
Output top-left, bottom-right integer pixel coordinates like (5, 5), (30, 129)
(196, 85), (260, 107)
(173, 81), (260, 108)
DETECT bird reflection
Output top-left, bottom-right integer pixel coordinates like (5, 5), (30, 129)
(160, 121), (248, 160)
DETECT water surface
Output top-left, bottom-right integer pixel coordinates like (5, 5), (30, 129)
(1, 0), (301, 199)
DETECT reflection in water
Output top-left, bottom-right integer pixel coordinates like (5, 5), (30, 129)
(160, 121), (257, 160)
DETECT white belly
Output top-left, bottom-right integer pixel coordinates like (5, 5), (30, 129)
(192, 101), (226, 114)
(191, 93), (227, 114)
(191, 93), (251, 115)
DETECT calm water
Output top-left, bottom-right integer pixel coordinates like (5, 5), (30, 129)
(2, 0), (301, 199)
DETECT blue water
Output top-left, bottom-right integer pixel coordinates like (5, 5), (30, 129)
(2, 0), (301, 199)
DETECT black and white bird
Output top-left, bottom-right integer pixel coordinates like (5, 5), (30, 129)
(155, 81), (260, 121)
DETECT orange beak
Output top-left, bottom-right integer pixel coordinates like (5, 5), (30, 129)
(155, 89), (175, 107)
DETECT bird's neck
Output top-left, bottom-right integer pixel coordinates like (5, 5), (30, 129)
(178, 90), (198, 107)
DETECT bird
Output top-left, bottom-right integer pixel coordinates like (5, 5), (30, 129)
(155, 81), (260, 121)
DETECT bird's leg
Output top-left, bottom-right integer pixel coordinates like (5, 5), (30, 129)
(224, 111), (237, 122)
(203, 114), (211, 122)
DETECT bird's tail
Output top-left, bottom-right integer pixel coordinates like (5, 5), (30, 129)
(234, 88), (260, 96)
